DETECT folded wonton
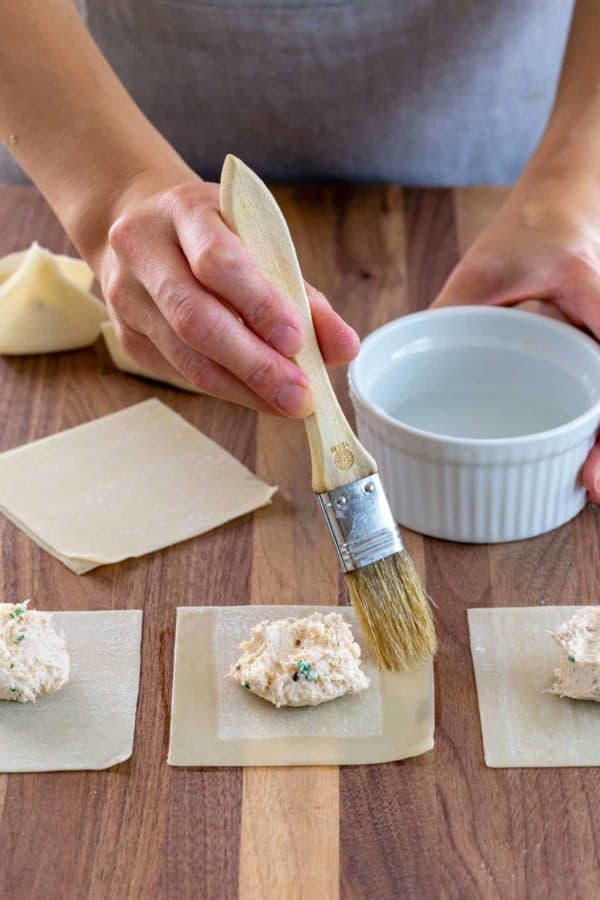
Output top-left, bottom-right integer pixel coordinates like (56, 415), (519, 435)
(0, 242), (95, 292)
(1, 242), (201, 392)
(0, 242), (107, 354)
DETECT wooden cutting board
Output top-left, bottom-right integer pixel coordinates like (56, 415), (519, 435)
(0, 183), (599, 900)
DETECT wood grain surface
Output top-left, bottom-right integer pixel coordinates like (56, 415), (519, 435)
(0, 184), (599, 900)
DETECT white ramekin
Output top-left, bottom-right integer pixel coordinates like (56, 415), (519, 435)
(349, 307), (600, 543)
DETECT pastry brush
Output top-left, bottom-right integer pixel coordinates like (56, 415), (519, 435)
(220, 155), (436, 670)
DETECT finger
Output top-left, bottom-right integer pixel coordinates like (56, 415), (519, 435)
(171, 200), (304, 356)
(107, 317), (197, 386)
(104, 266), (157, 335)
(561, 270), (600, 340)
(306, 283), (360, 366)
(432, 263), (499, 308)
(105, 274), (280, 412)
(111, 320), (277, 414)
(431, 248), (533, 309)
(132, 245), (313, 417)
(582, 441), (600, 504)
(513, 299), (570, 323)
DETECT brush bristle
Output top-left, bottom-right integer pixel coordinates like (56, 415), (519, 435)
(345, 551), (436, 671)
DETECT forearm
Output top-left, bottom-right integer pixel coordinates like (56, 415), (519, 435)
(0, 0), (193, 265)
(526, 0), (600, 180)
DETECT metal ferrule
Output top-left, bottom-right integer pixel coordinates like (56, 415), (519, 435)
(315, 473), (404, 572)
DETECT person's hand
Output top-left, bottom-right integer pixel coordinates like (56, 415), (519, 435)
(431, 166), (600, 503)
(99, 175), (359, 415)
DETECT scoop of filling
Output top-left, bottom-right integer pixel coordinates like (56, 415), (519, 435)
(551, 607), (600, 701)
(228, 612), (369, 707)
(0, 601), (70, 703)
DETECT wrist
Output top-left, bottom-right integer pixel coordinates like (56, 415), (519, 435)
(522, 148), (600, 194)
(64, 153), (196, 273)
(522, 96), (600, 190)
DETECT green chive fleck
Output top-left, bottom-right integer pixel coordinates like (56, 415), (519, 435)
(296, 660), (318, 682)
(15, 634), (25, 643)
(568, 654), (576, 662)
(9, 606), (25, 620)
(243, 682), (251, 690)
(10, 687), (16, 692)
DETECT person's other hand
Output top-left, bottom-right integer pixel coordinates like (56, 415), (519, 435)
(431, 167), (600, 503)
(100, 176), (359, 415)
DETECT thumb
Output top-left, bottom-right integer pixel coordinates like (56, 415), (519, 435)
(306, 283), (360, 366)
(582, 442), (600, 504)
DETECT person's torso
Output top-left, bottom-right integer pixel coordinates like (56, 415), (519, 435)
(1, 0), (575, 185)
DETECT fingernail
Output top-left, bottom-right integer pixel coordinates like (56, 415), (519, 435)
(269, 324), (303, 357)
(275, 383), (313, 417)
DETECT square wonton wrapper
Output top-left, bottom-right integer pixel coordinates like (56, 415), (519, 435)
(168, 605), (435, 767)
(0, 399), (276, 574)
(0, 610), (142, 772)
(468, 606), (600, 768)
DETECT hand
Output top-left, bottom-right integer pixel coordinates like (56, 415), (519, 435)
(431, 167), (600, 502)
(99, 175), (359, 415)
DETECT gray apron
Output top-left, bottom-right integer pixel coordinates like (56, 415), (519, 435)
(1, 0), (574, 185)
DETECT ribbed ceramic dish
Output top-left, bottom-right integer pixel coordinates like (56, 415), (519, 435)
(349, 307), (600, 543)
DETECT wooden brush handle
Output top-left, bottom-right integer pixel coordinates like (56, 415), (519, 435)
(220, 154), (376, 493)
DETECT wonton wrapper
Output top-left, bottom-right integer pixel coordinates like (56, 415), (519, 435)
(168, 605), (435, 767)
(0, 399), (276, 574)
(0, 242), (107, 354)
(102, 321), (201, 393)
(468, 606), (600, 767)
(0, 610), (142, 772)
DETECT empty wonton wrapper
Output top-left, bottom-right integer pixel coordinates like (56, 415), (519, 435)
(0, 610), (142, 772)
(0, 399), (276, 573)
(0, 242), (107, 354)
(102, 321), (201, 393)
(168, 605), (435, 766)
(469, 606), (600, 767)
